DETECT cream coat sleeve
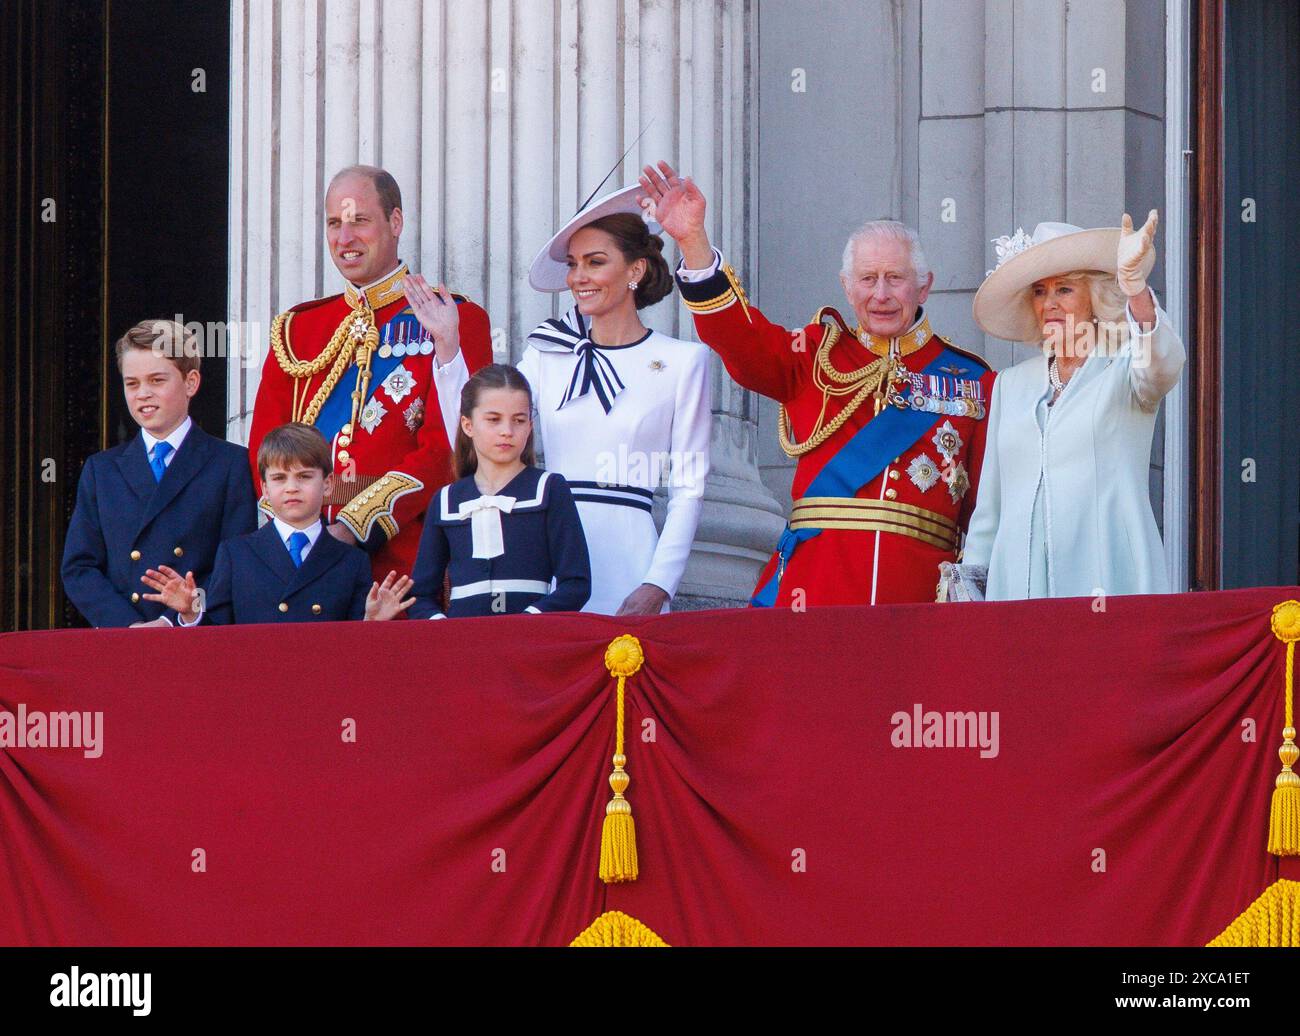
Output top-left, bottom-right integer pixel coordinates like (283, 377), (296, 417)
(1124, 293), (1186, 412)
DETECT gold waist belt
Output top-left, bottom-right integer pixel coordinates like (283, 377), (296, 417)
(789, 495), (959, 552)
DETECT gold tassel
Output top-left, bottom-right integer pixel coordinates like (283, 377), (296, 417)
(599, 635), (644, 883)
(1210, 602), (1300, 945)
(1208, 880), (1300, 947)
(570, 910), (669, 947)
(1268, 601), (1300, 856)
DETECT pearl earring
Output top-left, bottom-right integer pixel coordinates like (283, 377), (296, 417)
(628, 281), (639, 291)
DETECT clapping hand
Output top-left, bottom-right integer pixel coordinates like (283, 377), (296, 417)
(140, 565), (199, 623)
(1117, 209), (1158, 297)
(403, 274), (460, 362)
(365, 570), (416, 621)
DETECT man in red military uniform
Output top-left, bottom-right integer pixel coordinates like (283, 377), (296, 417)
(640, 160), (996, 606)
(248, 165), (494, 581)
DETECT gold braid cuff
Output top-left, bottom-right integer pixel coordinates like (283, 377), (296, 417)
(682, 263), (753, 323)
(334, 470), (424, 543)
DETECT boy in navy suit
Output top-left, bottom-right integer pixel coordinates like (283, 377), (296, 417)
(143, 423), (415, 624)
(61, 319), (258, 627)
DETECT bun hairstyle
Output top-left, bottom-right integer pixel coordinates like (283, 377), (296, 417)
(454, 363), (538, 478)
(581, 212), (673, 309)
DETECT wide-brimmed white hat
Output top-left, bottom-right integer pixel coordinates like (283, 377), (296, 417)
(973, 222), (1155, 342)
(528, 183), (661, 292)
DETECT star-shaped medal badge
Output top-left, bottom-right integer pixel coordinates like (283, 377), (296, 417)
(381, 364), (415, 404)
(359, 398), (388, 434)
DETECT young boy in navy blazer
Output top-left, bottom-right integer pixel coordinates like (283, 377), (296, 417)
(61, 319), (258, 627)
(143, 422), (415, 625)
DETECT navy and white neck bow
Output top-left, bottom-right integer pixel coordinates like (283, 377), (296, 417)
(526, 306), (627, 414)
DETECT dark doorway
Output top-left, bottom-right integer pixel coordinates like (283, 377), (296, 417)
(0, 0), (232, 631)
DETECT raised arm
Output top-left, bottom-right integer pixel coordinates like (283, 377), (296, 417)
(640, 160), (811, 402)
(1116, 210), (1185, 410)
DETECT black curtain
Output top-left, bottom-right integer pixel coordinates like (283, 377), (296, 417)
(1222, 0), (1300, 587)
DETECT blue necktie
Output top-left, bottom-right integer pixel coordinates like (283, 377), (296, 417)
(149, 440), (173, 483)
(287, 531), (310, 568)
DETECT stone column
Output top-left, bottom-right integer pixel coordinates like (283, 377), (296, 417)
(227, 0), (785, 609)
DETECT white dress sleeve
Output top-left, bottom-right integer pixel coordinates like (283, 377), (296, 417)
(642, 344), (711, 597)
(675, 247), (723, 282)
(432, 350), (470, 446)
(960, 373), (1003, 569)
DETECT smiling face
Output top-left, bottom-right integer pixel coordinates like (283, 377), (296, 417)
(460, 387), (533, 468)
(325, 172), (403, 286)
(120, 348), (199, 438)
(565, 226), (646, 320)
(1031, 276), (1095, 354)
(841, 236), (932, 339)
(262, 462), (331, 528)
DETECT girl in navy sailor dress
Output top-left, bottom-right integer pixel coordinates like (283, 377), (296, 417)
(409, 364), (591, 618)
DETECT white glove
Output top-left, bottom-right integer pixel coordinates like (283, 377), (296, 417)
(1117, 209), (1158, 297)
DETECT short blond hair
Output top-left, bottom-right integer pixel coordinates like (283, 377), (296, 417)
(114, 319), (202, 375)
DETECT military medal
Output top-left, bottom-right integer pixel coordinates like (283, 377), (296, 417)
(378, 322), (393, 359)
(932, 420), (963, 463)
(907, 454), (940, 493)
(382, 364), (415, 404)
(360, 398), (387, 434)
(393, 323), (407, 358)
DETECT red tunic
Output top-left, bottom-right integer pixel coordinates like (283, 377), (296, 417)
(678, 261), (996, 606)
(248, 267), (494, 582)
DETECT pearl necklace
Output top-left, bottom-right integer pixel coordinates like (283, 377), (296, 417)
(1048, 355), (1065, 398)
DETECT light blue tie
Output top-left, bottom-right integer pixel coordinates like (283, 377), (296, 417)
(149, 440), (173, 483)
(288, 531), (310, 568)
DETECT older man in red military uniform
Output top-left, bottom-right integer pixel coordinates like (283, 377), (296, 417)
(640, 160), (996, 606)
(248, 165), (494, 581)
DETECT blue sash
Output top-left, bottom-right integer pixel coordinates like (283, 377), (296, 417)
(314, 307), (433, 443)
(751, 345), (972, 607)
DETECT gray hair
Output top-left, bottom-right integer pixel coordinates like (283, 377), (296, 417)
(840, 220), (930, 285)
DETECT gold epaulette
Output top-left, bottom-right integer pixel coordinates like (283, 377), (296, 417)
(334, 470), (424, 543)
(682, 263), (753, 324)
(810, 306), (854, 336)
(935, 334), (994, 372)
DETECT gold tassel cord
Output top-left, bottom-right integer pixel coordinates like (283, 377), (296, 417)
(1268, 600), (1300, 856)
(1209, 600), (1300, 946)
(599, 635), (644, 884)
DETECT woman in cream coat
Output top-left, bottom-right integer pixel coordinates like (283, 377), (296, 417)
(959, 212), (1185, 600)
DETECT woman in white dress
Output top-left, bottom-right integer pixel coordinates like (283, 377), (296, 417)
(957, 211), (1185, 600)
(517, 185), (712, 614)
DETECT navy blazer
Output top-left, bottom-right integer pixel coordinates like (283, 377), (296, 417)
(201, 521), (373, 624)
(61, 425), (258, 627)
(409, 467), (591, 619)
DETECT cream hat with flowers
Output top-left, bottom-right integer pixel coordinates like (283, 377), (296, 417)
(973, 222), (1155, 342)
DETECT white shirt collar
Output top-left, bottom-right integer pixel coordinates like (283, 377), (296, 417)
(272, 517), (323, 549)
(141, 416), (192, 459)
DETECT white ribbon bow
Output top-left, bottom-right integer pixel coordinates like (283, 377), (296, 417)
(455, 495), (517, 559)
